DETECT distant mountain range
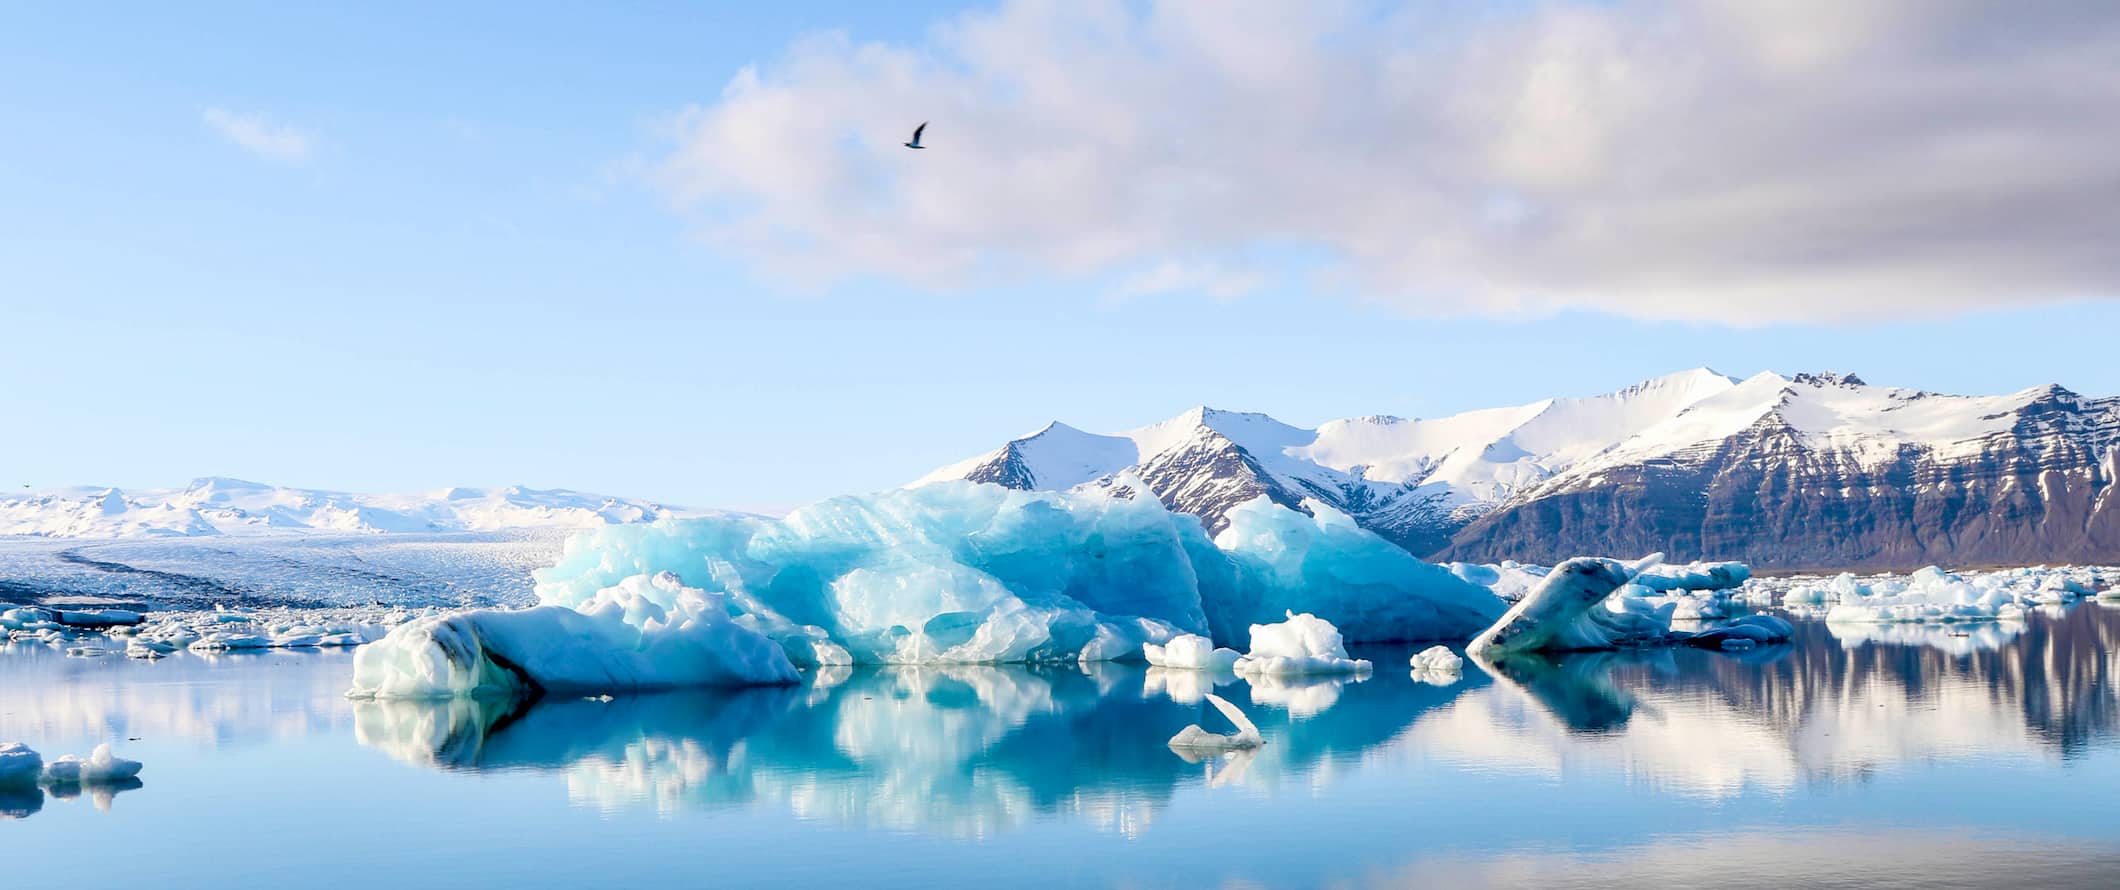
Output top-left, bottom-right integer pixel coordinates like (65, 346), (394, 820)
(0, 477), (694, 538)
(15, 369), (2119, 570)
(917, 370), (2120, 570)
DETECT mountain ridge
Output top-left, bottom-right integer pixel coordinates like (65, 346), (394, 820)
(918, 369), (2120, 570)
(0, 477), (724, 539)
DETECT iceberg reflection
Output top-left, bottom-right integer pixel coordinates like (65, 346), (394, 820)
(354, 661), (1478, 834)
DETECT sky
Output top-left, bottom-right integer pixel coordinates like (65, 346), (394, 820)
(4, 1), (2118, 511)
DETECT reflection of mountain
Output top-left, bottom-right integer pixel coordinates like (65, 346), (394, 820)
(356, 660), (1478, 835)
(1416, 606), (2120, 797)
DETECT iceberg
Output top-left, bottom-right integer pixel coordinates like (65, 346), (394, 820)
(1142, 634), (1241, 672)
(40, 744), (143, 785)
(1233, 611), (1373, 676)
(1209, 499), (1505, 645)
(1467, 558), (1678, 655)
(348, 573), (799, 699)
(531, 483), (1504, 665)
(1167, 693), (1264, 750)
(1408, 645), (1465, 683)
(0, 742), (42, 789)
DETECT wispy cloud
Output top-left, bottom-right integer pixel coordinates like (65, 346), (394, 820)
(202, 107), (314, 163)
(654, 0), (2120, 324)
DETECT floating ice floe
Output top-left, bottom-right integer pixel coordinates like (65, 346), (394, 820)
(532, 483), (1503, 667)
(347, 572), (799, 699)
(1167, 693), (1264, 751)
(41, 744), (143, 785)
(1684, 615), (1794, 650)
(1762, 565), (2114, 622)
(1232, 612), (1372, 676)
(1142, 634), (1241, 672)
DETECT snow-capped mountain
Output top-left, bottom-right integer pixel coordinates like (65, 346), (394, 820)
(918, 370), (2120, 569)
(0, 477), (693, 539)
(1444, 371), (2120, 568)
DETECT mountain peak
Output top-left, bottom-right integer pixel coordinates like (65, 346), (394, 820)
(1791, 370), (1867, 388)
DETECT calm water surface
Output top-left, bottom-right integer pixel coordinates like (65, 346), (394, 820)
(5, 606), (2119, 888)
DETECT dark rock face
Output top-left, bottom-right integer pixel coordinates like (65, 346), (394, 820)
(1444, 390), (2120, 570)
(1130, 429), (1308, 534)
(960, 444), (1039, 490)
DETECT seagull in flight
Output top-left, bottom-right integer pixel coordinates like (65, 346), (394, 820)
(904, 122), (928, 150)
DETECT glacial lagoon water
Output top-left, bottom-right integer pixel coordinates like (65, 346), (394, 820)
(5, 606), (2120, 889)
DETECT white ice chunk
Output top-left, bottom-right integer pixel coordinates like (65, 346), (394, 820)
(1167, 693), (1264, 750)
(1408, 644), (1465, 676)
(1142, 634), (1242, 672)
(1233, 611), (1372, 676)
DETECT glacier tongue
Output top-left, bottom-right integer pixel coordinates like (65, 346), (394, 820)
(530, 482), (1506, 667)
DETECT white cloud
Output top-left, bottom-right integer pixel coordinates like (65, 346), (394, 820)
(202, 107), (314, 163)
(653, 0), (2120, 323)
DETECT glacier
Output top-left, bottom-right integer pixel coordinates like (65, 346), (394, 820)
(529, 482), (1504, 670)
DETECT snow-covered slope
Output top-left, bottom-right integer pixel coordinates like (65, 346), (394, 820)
(920, 370), (2120, 568)
(0, 477), (692, 539)
(1447, 372), (2120, 568)
(916, 369), (1745, 552)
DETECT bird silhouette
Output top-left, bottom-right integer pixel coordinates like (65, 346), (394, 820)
(904, 122), (927, 150)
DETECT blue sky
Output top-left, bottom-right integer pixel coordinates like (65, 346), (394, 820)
(4, 2), (2117, 510)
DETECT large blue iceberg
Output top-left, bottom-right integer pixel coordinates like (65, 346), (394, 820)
(529, 482), (1505, 668)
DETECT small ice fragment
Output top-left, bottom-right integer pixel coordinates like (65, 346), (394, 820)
(1409, 645), (1464, 673)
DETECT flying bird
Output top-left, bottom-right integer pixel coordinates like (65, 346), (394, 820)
(903, 122), (927, 150)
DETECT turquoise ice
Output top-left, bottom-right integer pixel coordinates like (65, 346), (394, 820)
(533, 482), (1505, 666)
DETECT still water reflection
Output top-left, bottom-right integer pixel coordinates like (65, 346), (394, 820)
(4, 605), (2118, 887)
